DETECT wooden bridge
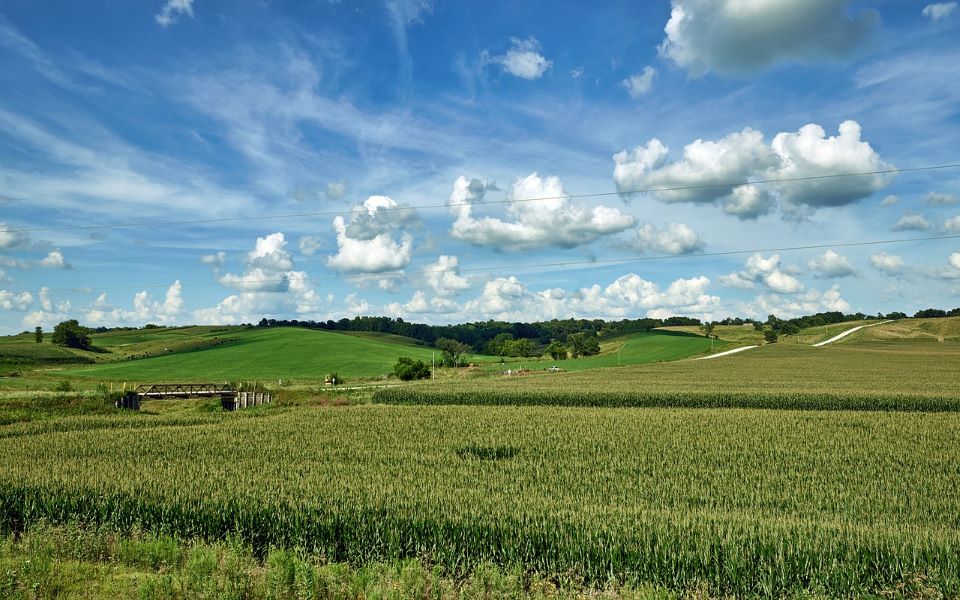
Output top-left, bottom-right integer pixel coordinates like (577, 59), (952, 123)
(115, 383), (270, 411)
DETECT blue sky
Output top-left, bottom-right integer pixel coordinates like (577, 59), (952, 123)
(1, 0), (959, 333)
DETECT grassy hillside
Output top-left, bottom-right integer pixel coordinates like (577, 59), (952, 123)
(67, 327), (436, 382)
(378, 340), (960, 410)
(840, 316), (960, 344)
(557, 330), (726, 371)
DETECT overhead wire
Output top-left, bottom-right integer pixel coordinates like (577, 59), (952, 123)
(11, 233), (960, 295)
(3, 162), (960, 234)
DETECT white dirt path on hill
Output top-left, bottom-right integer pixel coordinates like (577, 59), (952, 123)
(811, 321), (894, 347)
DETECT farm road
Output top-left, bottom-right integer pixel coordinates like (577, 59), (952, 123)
(812, 321), (894, 347)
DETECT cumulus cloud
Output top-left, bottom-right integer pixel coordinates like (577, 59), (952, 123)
(626, 222), (705, 255)
(870, 252), (904, 274)
(923, 2), (957, 21)
(742, 285), (850, 319)
(345, 195), (420, 240)
(424, 255), (470, 296)
(892, 214), (930, 232)
(613, 120), (893, 218)
(945, 215), (960, 233)
(155, 0), (193, 27)
(0, 223), (28, 249)
(490, 37), (552, 79)
(880, 194), (899, 207)
(719, 253), (804, 293)
(449, 174), (635, 251)
(324, 195), (418, 273)
(0, 290), (32, 311)
(196, 233), (322, 324)
(328, 219), (412, 273)
(39, 249), (71, 269)
(926, 192), (958, 206)
(200, 251), (225, 267)
(659, 0), (879, 76)
(298, 236), (324, 256)
(952, 253), (960, 270)
(622, 66), (657, 98)
(808, 250), (856, 278)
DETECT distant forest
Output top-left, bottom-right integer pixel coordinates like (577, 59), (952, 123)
(251, 307), (959, 349)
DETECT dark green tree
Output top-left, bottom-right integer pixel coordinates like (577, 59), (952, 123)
(764, 329), (779, 344)
(568, 332), (601, 358)
(436, 338), (471, 367)
(546, 340), (568, 360)
(34, 326), (42, 344)
(51, 320), (91, 350)
(394, 357), (431, 381)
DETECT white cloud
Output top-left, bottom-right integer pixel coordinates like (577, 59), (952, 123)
(720, 253), (804, 293)
(200, 251), (225, 268)
(742, 285), (850, 319)
(327, 216), (412, 273)
(627, 222), (704, 255)
(945, 215), (960, 233)
(197, 233), (322, 324)
(386, 290), (459, 316)
(424, 255), (470, 296)
(659, 0), (878, 76)
(808, 250), (856, 279)
(326, 180), (347, 200)
(892, 214), (930, 232)
(870, 252), (904, 274)
(155, 0), (194, 27)
(0, 222), (28, 250)
(923, 3), (957, 21)
(298, 236), (324, 256)
(131, 281), (184, 324)
(926, 192), (958, 206)
(449, 174), (635, 251)
(0, 290), (32, 311)
(880, 194), (899, 207)
(622, 66), (657, 98)
(492, 37), (552, 80)
(345, 195), (420, 240)
(722, 184), (774, 219)
(613, 121), (893, 218)
(951, 253), (960, 270)
(39, 249), (71, 269)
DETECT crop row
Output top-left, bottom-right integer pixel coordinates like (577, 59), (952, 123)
(1, 405), (958, 596)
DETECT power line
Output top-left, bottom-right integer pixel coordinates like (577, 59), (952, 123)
(5, 162), (960, 235)
(12, 233), (960, 295)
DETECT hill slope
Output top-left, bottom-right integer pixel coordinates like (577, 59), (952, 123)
(67, 327), (436, 381)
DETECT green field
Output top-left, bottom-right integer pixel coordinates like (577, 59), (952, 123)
(539, 330), (727, 372)
(375, 338), (960, 410)
(2, 318), (960, 597)
(1, 403), (957, 597)
(63, 327), (437, 382)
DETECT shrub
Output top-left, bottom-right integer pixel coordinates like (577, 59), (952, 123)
(394, 357), (431, 381)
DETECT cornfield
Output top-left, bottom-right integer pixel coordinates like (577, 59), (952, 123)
(1, 404), (958, 597)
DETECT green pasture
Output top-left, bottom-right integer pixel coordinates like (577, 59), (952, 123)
(64, 327), (436, 382)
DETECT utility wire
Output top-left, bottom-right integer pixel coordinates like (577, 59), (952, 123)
(12, 233), (960, 295)
(4, 162), (960, 234)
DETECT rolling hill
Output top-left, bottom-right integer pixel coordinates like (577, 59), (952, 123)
(67, 327), (437, 382)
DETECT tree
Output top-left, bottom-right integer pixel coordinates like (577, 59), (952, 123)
(699, 321), (715, 338)
(34, 326), (42, 344)
(394, 357), (431, 381)
(764, 329), (779, 344)
(568, 332), (601, 358)
(51, 320), (91, 350)
(436, 337), (471, 367)
(546, 340), (567, 360)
